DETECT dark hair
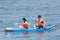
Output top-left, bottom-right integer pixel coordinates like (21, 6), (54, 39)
(38, 15), (41, 18)
(23, 18), (27, 21)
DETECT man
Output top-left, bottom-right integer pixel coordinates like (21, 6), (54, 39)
(34, 15), (46, 29)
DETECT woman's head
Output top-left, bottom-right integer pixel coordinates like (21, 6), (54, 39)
(23, 18), (27, 21)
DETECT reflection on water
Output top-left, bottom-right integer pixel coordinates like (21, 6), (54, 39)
(4, 31), (45, 38)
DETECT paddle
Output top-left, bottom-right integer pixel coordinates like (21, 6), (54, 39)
(24, 13), (34, 20)
(25, 13), (38, 22)
(14, 13), (33, 27)
(25, 13), (35, 26)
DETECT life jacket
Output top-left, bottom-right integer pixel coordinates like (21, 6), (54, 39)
(38, 18), (44, 27)
(23, 21), (28, 29)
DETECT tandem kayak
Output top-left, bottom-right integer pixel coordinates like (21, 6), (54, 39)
(4, 25), (54, 32)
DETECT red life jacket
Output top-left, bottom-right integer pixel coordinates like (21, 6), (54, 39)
(23, 21), (28, 29)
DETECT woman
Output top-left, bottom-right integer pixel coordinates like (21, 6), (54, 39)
(19, 18), (29, 29)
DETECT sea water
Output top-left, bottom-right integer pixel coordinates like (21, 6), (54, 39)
(0, 0), (60, 40)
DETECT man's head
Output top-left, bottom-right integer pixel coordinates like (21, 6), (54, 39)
(23, 18), (27, 21)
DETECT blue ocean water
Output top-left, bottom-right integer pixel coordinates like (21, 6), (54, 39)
(0, 0), (60, 40)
